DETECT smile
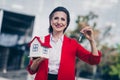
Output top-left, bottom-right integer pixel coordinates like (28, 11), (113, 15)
(55, 24), (62, 28)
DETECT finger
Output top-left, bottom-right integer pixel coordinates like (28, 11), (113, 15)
(36, 57), (43, 61)
(82, 27), (92, 31)
(80, 26), (91, 32)
(34, 57), (44, 64)
(32, 57), (40, 60)
(83, 28), (93, 34)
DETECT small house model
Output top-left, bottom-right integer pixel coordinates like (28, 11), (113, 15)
(29, 36), (51, 58)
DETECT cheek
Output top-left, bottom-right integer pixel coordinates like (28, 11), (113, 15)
(51, 19), (56, 25)
(64, 21), (67, 26)
(50, 20), (54, 26)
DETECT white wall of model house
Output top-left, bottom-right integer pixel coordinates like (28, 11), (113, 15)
(29, 38), (42, 57)
(29, 37), (50, 58)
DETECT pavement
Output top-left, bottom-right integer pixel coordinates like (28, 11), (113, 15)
(0, 69), (27, 80)
(0, 69), (91, 80)
(0, 77), (10, 80)
(0, 77), (91, 80)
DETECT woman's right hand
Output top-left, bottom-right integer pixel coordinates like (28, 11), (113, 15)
(32, 57), (45, 64)
(30, 57), (45, 72)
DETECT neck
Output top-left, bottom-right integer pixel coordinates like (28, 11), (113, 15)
(52, 31), (63, 40)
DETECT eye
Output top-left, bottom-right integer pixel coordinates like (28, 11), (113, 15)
(61, 18), (65, 21)
(54, 17), (59, 20)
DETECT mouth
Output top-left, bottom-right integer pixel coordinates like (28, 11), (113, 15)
(55, 24), (62, 28)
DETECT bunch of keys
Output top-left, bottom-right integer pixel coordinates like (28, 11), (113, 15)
(79, 32), (83, 42)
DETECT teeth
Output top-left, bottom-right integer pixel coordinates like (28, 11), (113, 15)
(56, 25), (61, 28)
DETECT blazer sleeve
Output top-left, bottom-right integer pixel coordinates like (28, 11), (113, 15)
(26, 60), (38, 74)
(75, 40), (102, 65)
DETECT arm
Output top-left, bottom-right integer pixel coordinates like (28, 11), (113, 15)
(26, 57), (45, 74)
(80, 26), (99, 56)
(76, 43), (101, 65)
(76, 26), (101, 65)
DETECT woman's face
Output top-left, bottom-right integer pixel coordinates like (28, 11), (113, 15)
(51, 11), (67, 33)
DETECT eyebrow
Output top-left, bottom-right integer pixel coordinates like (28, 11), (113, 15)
(53, 16), (66, 20)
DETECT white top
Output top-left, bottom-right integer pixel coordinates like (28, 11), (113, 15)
(48, 34), (64, 74)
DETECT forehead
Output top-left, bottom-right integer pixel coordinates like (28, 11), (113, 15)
(52, 11), (67, 17)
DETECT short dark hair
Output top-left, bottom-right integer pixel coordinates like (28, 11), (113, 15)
(48, 6), (70, 33)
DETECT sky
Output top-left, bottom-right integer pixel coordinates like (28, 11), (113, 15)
(0, 0), (120, 46)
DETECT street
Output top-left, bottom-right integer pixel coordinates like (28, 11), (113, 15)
(0, 69), (91, 80)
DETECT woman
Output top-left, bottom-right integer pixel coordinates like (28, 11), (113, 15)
(27, 6), (101, 80)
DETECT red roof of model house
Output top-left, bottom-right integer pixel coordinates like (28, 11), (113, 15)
(29, 36), (51, 48)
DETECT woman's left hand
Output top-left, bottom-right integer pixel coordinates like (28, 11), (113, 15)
(80, 26), (94, 41)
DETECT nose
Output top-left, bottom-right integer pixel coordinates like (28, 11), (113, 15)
(57, 19), (62, 24)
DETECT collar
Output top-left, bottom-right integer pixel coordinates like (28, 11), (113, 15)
(50, 34), (64, 42)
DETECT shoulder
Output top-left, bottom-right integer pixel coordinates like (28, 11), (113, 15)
(64, 35), (78, 44)
(44, 34), (50, 38)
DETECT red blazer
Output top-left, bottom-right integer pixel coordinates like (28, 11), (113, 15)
(27, 34), (101, 80)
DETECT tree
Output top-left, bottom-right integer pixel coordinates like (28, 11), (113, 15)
(100, 44), (120, 80)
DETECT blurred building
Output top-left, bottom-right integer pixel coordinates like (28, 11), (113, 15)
(0, 9), (35, 73)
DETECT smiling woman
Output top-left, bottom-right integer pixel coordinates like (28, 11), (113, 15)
(26, 6), (102, 80)
(49, 6), (70, 34)
(50, 11), (67, 34)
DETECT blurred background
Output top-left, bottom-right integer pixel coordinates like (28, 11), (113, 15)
(0, 0), (120, 80)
